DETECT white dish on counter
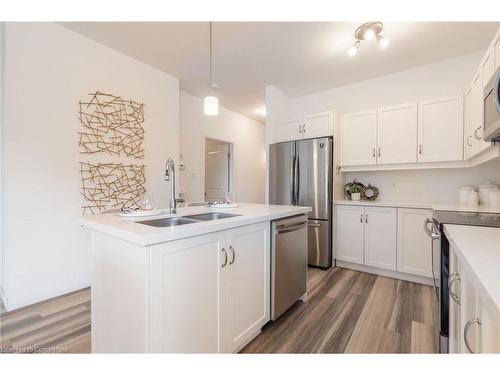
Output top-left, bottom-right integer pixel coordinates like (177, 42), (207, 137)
(118, 209), (164, 218)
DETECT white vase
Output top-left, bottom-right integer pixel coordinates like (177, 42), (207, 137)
(351, 192), (361, 201)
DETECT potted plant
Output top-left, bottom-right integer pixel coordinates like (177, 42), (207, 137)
(350, 185), (361, 201)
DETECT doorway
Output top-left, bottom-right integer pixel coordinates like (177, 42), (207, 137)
(204, 137), (233, 201)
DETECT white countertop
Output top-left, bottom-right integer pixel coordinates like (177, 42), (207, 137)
(444, 224), (500, 315)
(79, 203), (311, 246)
(335, 199), (500, 213)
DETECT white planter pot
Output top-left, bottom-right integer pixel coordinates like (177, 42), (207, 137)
(351, 192), (361, 201)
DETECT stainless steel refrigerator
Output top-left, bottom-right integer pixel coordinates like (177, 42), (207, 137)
(269, 137), (333, 268)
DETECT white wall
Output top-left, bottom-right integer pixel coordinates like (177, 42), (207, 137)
(287, 52), (484, 117)
(268, 52), (500, 203)
(344, 161), (500, 203)
(179, 91), (265, 204)
(1, 23), (179, 311)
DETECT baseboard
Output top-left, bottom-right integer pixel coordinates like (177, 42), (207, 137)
(336, 260), (438, 286)
(2, 282), (91, 312)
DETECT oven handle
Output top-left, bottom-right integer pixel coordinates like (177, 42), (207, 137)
(424, 218), (440, 240)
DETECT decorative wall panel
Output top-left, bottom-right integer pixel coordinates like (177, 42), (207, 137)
(78, 91), (147, 214)
(80, 162), (146, 215)
(78, 91), (145, 158)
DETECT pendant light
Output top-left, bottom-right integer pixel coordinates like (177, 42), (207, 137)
(204, 22), (219, 116)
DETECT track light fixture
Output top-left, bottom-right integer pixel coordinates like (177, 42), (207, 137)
(347, 21), (390, 57)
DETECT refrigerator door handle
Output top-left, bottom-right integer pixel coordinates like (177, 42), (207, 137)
(290, 153), (295, 205)
(294, 152), (300, 205)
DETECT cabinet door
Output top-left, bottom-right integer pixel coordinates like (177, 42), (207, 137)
(460, 270), (482, 353)
(150, 232), (226, 353)
(479, 302), (500, 353)
(341, 110), (377, 166)
(464, 85), (475, 159)
(396, 208), (433, 277)
(417, 95), (464, 162)
(302, 111), (333, 139)
(495, 30), (500, 69)
(448, 249), (462, 353)
(226, 222), (270, 353)
(481, 45), (495, 88)
(377, 102), (418, 164)
(364, 207), (397, 271)
(335, 205), (364, 264)
(275, 118), (301, 142)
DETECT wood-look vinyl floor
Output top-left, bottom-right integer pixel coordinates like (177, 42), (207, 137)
(0, 267), (438, 354)
(241, 267), (438, 353)
(0, 288), (91, 353)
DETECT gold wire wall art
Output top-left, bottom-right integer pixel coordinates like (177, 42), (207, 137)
(80, 162), (146, 215)
(78, 91), (145, 158)
(78, 91), (147, 215)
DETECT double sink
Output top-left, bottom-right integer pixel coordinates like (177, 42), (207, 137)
(138, 212), (241, 228)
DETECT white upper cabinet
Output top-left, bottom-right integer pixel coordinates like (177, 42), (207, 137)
(396, 208), (433, 278)
(481, 45), (495, 88)
(274, 111), (334, 143)
(363, 207), (397, 271)
(417, 95), (464, 163)
(377, 102), (418, 164)
(335, 205), (364, 264)
(302, 111), (333, 139)
(275, 118), (302, 143)
(495, 30), (500, 69)
(341, 110), (377, 166)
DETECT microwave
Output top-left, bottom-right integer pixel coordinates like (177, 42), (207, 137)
(483, 66), (500, 142)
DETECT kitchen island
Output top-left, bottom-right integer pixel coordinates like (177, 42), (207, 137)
(80, 203), (311, 353)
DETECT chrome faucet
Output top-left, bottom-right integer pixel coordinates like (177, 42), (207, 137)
(165, 158), (177, 214)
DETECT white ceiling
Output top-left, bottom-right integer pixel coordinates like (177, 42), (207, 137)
(61, 22), (499, 121)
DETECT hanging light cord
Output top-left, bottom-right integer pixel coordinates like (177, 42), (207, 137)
(209, 21), (213, 89)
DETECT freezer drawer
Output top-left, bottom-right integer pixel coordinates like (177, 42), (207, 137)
(271, 214), (308, 320)
(308, 219), (332, 268)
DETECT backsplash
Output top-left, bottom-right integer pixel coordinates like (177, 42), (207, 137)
(343, 161), (500, 203)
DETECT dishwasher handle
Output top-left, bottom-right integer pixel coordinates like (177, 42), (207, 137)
(275, 221), (308, 235)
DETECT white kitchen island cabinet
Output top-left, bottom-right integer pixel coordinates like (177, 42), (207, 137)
(82, 204), (309, 353)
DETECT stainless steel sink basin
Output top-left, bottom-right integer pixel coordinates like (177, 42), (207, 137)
(138, 217), (200, 228)
(182, 212), (242, 221)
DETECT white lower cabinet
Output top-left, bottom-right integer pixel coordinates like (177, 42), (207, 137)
(336, 205), (396, 271)
(150, 222), (270, 353)
(336, 205), (434, 283)
(396, 208), (434, 277)
(150, 231), (226, 353)
(449, 244), (500, 353)
(364, 207), (397, 271)
(335, 205), (364, 264)
(226, 224), (270, 352)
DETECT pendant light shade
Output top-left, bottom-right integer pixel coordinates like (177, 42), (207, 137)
(204, 95), (219, 116)
(204, 22), (219, 116)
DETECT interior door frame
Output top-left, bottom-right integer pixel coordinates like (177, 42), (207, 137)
(201, 133), (235, 202)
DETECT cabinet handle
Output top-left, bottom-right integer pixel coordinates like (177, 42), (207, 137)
(299, 124), (302, 133)
(365, 214), (368, 224)
(360, 213), (363, 223)
(474, 126), (482, 140)
(464, 318), (481, 354)
(466, 135), (473, 147)
(372, 148), (376, 158)
(229, 245), (236, 265)
(303, 123), (306, 133)
(378, 148), (381, 157)
(221, 248), (228, 268)
(448, 272), (461, 305)
(418, 144), (423, 154)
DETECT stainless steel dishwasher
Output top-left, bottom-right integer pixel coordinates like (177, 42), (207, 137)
(271, 214), (308, 320)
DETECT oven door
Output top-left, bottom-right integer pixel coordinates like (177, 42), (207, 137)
(483, 68), (500, 142)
